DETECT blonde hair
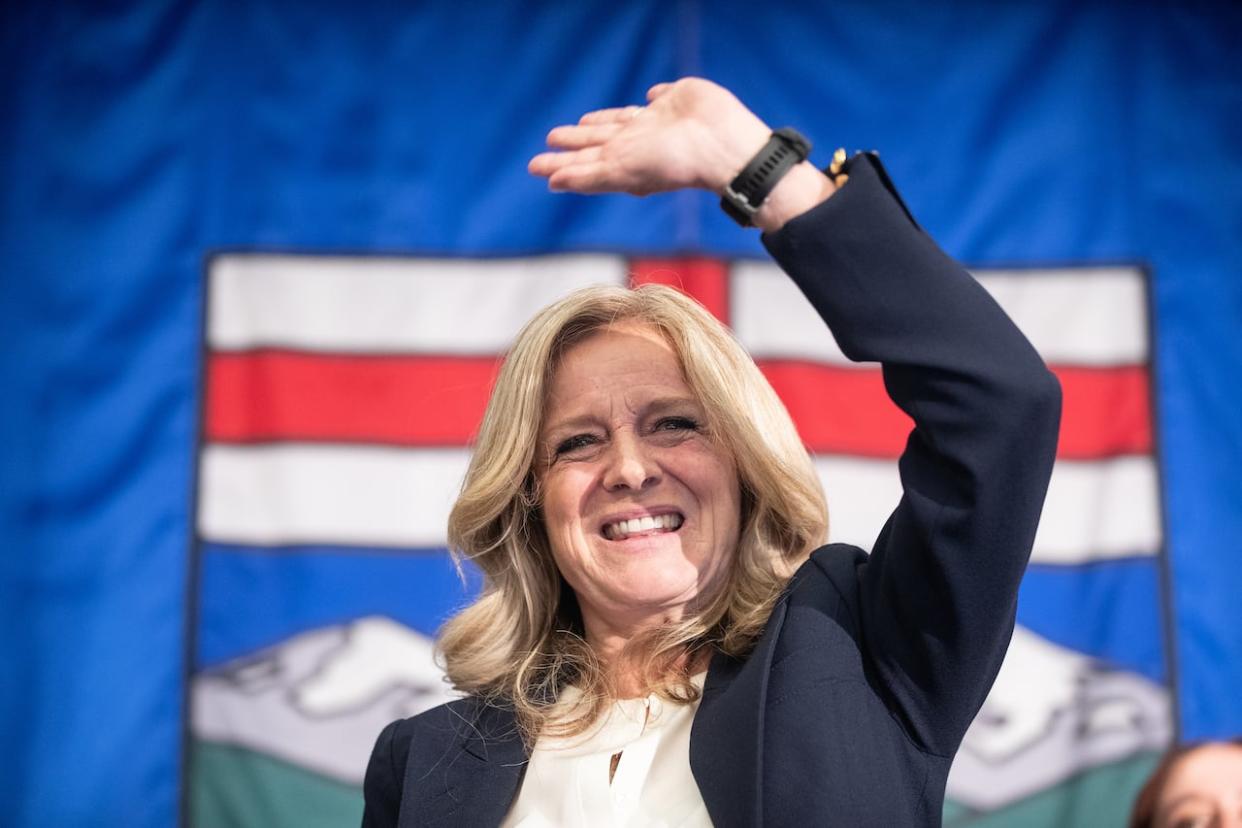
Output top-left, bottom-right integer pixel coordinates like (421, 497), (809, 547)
(439, 283), (827, 742)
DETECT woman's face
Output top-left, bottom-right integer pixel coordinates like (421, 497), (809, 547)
(1155, 743), (1242, 828)
(537, 321), (741, 642)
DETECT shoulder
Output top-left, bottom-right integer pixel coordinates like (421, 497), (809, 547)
(369, 696), (484, 777)
(784, 543), (868, 610)
(764, 543), (871, 660)
(361, 698), (481, 828)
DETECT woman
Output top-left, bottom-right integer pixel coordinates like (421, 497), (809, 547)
(1130, 740), (1242, 828)
(362, 78), (1061, 827)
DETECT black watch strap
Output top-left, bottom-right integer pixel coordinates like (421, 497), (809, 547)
(720, 127), (812, 227)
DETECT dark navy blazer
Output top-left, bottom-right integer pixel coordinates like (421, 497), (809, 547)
(361, 155), (1062, 827)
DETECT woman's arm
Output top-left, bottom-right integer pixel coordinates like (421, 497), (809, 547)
(530, 78), (1062, 757)
(761, 154), (1061, 756)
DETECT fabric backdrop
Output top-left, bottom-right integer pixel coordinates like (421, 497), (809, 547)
(1, 2), (1239, 826)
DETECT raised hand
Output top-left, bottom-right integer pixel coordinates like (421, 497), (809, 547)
(527, 77), (772, 197)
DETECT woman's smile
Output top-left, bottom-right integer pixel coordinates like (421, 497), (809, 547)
(601, 510), (685, 541)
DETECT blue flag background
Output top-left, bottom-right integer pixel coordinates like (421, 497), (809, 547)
(2, 2), (1240, 826)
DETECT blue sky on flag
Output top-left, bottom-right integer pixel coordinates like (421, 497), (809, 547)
(1, 3), (1239, 826)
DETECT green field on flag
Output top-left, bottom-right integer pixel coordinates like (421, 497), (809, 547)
(191, 741), (363, 827)
(944, 751), (1162, 827)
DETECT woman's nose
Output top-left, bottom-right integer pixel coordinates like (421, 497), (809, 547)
(602, 433), (660, 491)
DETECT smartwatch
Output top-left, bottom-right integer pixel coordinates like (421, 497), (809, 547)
(719, 127), (812, 227)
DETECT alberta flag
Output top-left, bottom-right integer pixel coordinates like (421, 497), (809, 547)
(189, 251), (1168, 826)
(4, 4), (1239, 827)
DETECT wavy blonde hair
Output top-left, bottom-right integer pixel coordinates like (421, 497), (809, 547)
(439, 282), (827, 741)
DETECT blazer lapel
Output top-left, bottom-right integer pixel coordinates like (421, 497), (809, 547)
(400, 699), (528, 828)
(691, 599), (789, 828)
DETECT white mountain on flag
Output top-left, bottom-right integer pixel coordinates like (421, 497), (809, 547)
(192, 613), (1168, 808)
(193, 616), (455, 784)
(948, 625), (1170, 810)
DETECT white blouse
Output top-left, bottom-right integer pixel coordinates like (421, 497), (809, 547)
(501, 673), (713, 828)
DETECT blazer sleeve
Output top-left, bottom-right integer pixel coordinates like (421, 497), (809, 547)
(761, 154), (1062, 757)
(361, 718), (411, 828)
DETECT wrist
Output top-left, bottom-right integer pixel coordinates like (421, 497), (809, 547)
(752, 161), (836, 233)
(715, 126), (834, 230)
(700, 115), (772, 193)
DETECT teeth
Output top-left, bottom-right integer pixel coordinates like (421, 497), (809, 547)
(604, 513), (684, 540)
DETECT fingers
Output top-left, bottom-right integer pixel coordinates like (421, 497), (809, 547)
(560, 82), (674, 134)
(529, 147), (622, 193)
(578, 105), (643, 125)
(529, 117), (625, 181)
(545, 122), (623, 150)
(527, 146), (603, 178)
(547, 160), (612, 193)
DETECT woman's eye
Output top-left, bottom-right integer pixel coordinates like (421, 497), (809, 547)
(655, 416), (699, 432)
(554, 434), (598, 456)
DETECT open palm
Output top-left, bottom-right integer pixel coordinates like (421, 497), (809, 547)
(528, 77), (770, 197)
